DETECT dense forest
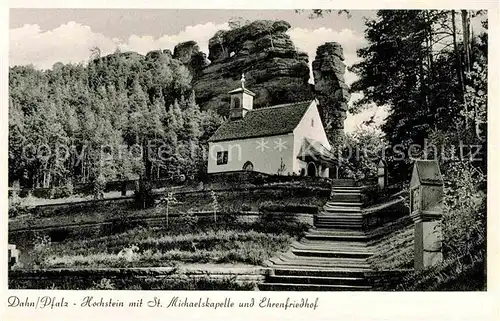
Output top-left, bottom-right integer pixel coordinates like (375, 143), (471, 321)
(349, 10), (487, 182)
(9, 49), (223, 190)
(8, 10), (488, 288)
(9, 10), (488, 202)
(347, 10), (487, 272)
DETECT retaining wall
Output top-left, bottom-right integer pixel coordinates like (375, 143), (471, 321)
(9, 266), (267, 290)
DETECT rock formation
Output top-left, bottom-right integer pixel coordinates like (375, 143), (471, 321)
(173, 20), (350, 141)
(312, 42), (350, 142)
(183, 20), (314, 115)
(172, 41), (208, 75)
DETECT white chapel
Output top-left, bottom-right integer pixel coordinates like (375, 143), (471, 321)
(207, 75), (338, 177)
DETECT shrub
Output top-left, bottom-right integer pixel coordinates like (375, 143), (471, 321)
(241, 204), (252, 212)
(259, 201), (318, 214)
(177, 210), (199, 230)
(49, 182), (74, 199)
(90, 278), (116, 290)
(441, 161), (486, 256)
(8, 194), (32, 218)
(31, 234), (52, 268)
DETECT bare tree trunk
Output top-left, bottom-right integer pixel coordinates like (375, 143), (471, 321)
(451, 10), (465, 96)
(452, 10), (468, 134)
(461, 9), (473, 141)
(82, 159), (86, 183)
(461, 10), (471, 74)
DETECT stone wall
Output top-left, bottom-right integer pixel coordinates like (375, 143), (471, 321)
(9, 266), (266, 290)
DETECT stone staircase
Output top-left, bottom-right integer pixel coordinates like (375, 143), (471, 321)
(259, 179), (383, 291)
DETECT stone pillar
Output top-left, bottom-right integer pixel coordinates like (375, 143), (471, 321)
(377, 160), (387, 189)
(121, 181), (127, 196)
(409, 160), (444, 271)
(8, 244), (20, 270)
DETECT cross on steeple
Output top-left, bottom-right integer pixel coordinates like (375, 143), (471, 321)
(241, 73), (246, 88)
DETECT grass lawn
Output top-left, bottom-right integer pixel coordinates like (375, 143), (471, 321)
(9, 187), (326, 231)
(20, 216), (308, 269)
(369, 225), (414, 270)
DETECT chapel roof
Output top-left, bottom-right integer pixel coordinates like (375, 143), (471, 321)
(208, 100), (313, 143)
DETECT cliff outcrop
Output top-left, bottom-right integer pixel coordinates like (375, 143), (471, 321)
(173, 20), (350, 140)
(182, 20), (314, 115)
(312, 42), (350, 141)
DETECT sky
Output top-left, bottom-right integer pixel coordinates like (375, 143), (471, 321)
(9, 9), (387, 133)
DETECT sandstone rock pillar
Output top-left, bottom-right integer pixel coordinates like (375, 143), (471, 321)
(312, 42), (350, 144)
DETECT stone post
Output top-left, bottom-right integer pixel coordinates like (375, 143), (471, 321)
(409, 160), (444, 271)
(121, 181), (127, 196)
(377, 160), (387, 189)
(8, 244), (20, 270)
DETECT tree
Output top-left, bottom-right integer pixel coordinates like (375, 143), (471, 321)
(295, 9), (351, 19)
(228, 17), (250, 29)
(350, 10), (487, 181)
(89, 46), (101, 61)
(277, 158), (286, 176)
(157, 192), (179, 227)
(210, 190), (219, 223)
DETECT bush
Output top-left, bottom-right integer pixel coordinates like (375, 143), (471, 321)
(49, 182), (74, 199)
(8, 195), (32, 218)
(441, 161), (486, 256)
(241, 204), (252, 211)
(177, 210), (199, 230)
(259, 201), (318, 214)
(90, 278), (116, 290)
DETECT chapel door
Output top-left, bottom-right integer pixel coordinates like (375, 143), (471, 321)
(307, 163), (317, 177)
(243, 161), (254, 171)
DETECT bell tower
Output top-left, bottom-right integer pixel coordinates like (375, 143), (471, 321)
(228, 73), (255, 120)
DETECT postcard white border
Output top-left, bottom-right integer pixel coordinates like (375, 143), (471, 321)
(1, 1), (499, 321)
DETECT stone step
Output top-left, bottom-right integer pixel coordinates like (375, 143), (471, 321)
(314, 220), (364, 226)
(271, 263), (372, 273)
(271, 257), (371, 269)
(276, 250), (370, 262)
(292, 244), (370, 254)
(326, 202), (363, 207)
(313, 226), (364, 231)
(304, 233), (369, 242)
(330, 194), (362, 203)
(315, 215), (364, 220)
(314, 220), (363, 225)
(330, 179), (358, 187)
(298, 239), (369, 248)
(258, 282), (371, 291)
(315, 216), (364, 221)
(322, 206), (362, 213)
(332, 186), (363, 193)
(273, 268), (367, 278)
(266, 275), (369, 286)
(308, 228), (366, 235)
(314, 221), (364, 226)
(318, 210), (365, 215)
(291, 248), (373, 259)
